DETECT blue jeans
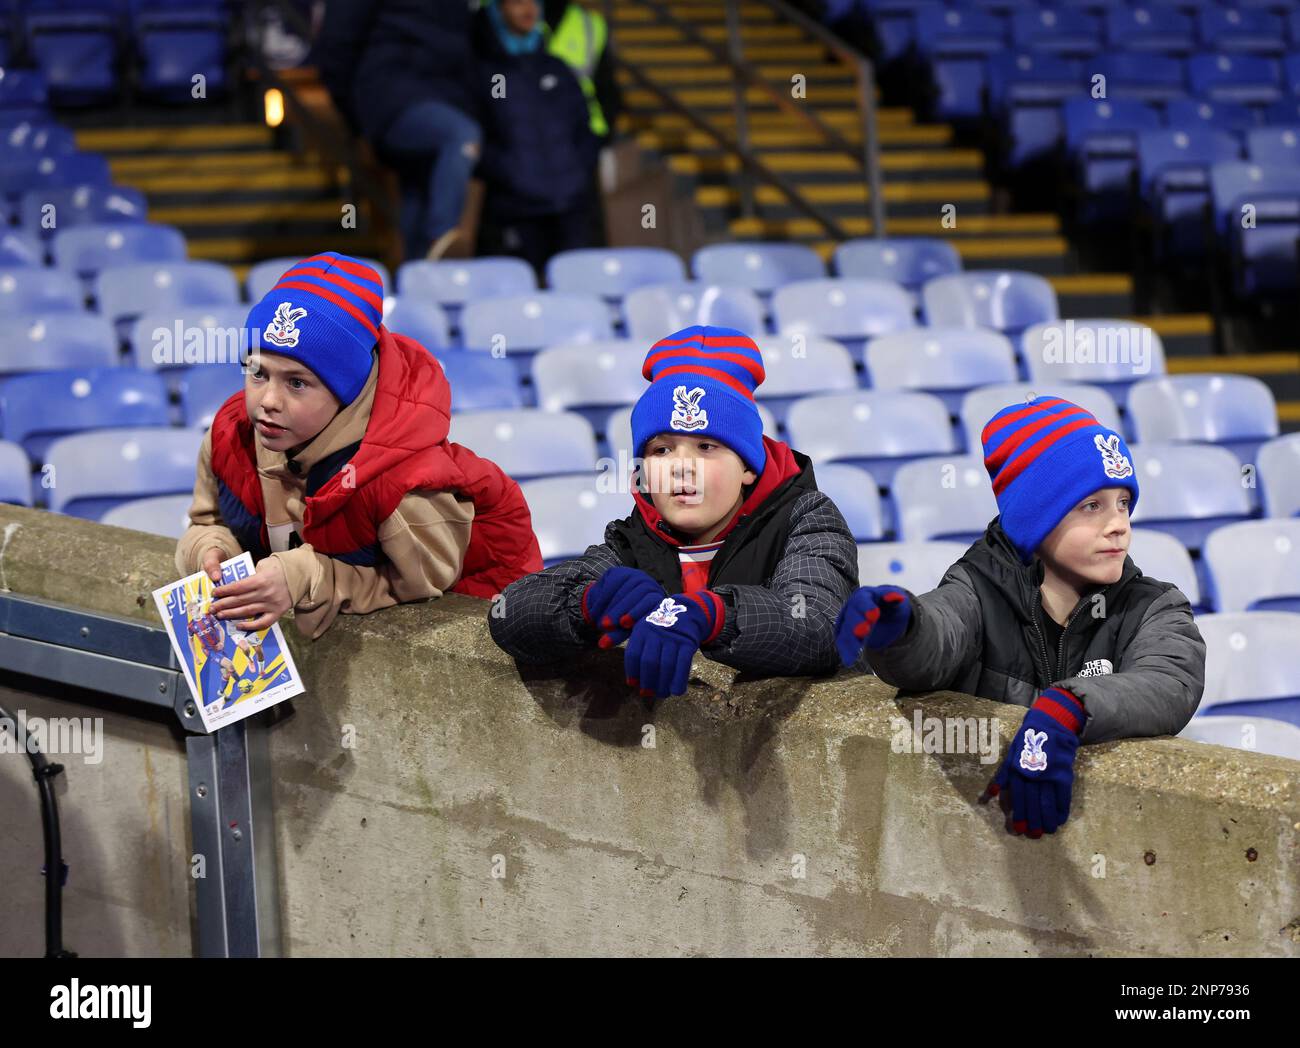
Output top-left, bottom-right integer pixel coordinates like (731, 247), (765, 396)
(379, 100), (482, 260)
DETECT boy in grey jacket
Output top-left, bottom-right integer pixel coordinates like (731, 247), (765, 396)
(835, 396), (1206, 838)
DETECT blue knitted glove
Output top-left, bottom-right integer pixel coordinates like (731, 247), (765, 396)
(981, 687), (1086, 837)
(624, 591), (725, 699)
(834, 585), (911, 667)
(581, 567), (667, 649)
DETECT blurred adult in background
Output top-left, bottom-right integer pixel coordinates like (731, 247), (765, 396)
(318, 0), (482, 262)
(471, 0), (600, 275)
(543, 0), (621, 146)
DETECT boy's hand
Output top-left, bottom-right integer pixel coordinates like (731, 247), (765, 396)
(209, 557), (292, 633)
(200, 547), (226, 584)
(624, 591), (724, 699)
(980, 687), (1085, 838)
(834, 585), (911, 667)
(581, 566), (667, 649)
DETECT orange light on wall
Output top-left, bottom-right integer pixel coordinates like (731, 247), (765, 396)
(264, 89), (285, 129)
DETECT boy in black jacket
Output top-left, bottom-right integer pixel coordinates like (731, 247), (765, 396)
(488, 326), (859, 697)
(835, 396), (1206, 838)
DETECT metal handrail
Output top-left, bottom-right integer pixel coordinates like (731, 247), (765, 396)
(750, 0), (888, 238)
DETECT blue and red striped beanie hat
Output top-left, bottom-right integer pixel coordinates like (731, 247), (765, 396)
(245, 251), (384, 405)
(630, 325), (767, 474)
(981, 396), (1140, 564)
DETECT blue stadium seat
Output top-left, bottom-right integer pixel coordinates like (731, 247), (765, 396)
(1193, 611), (1300, 725)
(1196, 8), (1286, 58)
(1, 119), (77, 156)
(176, 363), (244, 429)
(772, 277), (915, 365)
(1163, 97), (1256, 133)
(100, 493), (194, 539)
(96, 260), (240, 327)
(914, 6), (1007, 121)
(1245, 126), (1300, 165)
(0, 229), (43, 265)
(131, 304), (249, 372)
(692, 242), (825, 297)
(1092, 53), (1188, 104)
(1128, 374), (1279, 462)
(135, 5), (229, 101)
(1209, 161), (1300, 296)
(865, 327), (1018, 413)
(43, 425), (204, 519)
(1021, 318), (1166, 409)
(26, 8), (119, 106)
(530, 340), (644, 434)
(785, 390), (956, 489)
(1129, 443), (1254, 550)
(856, 540), (970, 595)
(960, 382), (1124, 452)
(921, 271), (1059, 340)
(21, 183), (147, 238)
(813, 462), (885, 542)
(605, 401), (777, 466)
(1186, 53), (1281, 107)
(1104, 7), (1196, 56)
(1257, 433), (1300, 518)
(395, 256), (536, 336)
(752, 334), (859, 426)
(53, 222), (187, 280)
(1180, 714), (1300, 759)
(460, 292), (612, 354)
(623, 282), (765, 344)
(519, 473), (633, 565)
(0, 438), (31, 505)
(0, 264), (83, 314)
(832, 237), (961, 294)
(1136, 127), (1242, 259)
(891, 453), (999, 544)
(1263, 97), (1300, 124)
(545, 247), (685, 302)
(1204, 520), (1300, 613)
(1128, 527), (1202, 609)
(0, 311), (115, 374)
(0, 150), (110, 202)
(245, 255), (392, 303)
(0, 367), (171, 462)
(0, 68), (49, 117)
(382, 296), (450, 351)
(1063, 98), (1162, 222)
(446, 409), (598, 482)
(436, 351), (526, 413)
(862, 0), (937, 65)
(986, 52), (1087, 170)
(1010, 8), (1101, 57)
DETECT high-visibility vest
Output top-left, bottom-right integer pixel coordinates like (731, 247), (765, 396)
(547, 4), (609, 137)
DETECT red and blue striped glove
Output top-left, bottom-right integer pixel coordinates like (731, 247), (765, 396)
(624, 591), (725, 699)
(981, 687), (1086, 838)
(833, 585), (911, 667)
(581, 566), (667, 649)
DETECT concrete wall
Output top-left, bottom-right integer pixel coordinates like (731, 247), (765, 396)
(1, 503), (1298, 957)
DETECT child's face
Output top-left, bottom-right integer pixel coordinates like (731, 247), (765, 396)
(501, 0), (540, 34)
(1037, 486), (1133, 587)
(642, 433), (757, 543)
(244, 351), (341, 454)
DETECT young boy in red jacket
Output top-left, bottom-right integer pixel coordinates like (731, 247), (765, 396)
(176, 251), (542, 639)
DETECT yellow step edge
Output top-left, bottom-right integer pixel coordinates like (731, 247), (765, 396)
(699, 182), (1000, 208)
(612, 3), (778, 21)
(952, 236), (1070, 259)
(1277, 402), (1300, 422)
(120, 170), (335, 193)
(109, 152), (315, 176)
(1050, 274), (1133, 296)
(624, 85), (860, 107)
(1166, 351), (1300, 373)
(76, 125), (272, 151)
(621, 43), (826, 62)
(629, 107), (915, 129)
(148, 200), (351, 224)
(621, 64), (855, 85)
(1133, 315), (1217, 339)
(617, 24), (808, 43)
(640, 126), (951, 150)
(670, 151), (980, 175)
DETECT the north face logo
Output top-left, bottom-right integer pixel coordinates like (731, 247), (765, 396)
(1094, 433), (1133, 480)
(264, 302), (307, 347)
(1078, 658), (1113, 677)
(670, 385), (708, 431)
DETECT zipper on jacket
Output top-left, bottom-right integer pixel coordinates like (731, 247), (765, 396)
(1030, 603), (1054, 687)
(1056, 599), (1090, 681)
